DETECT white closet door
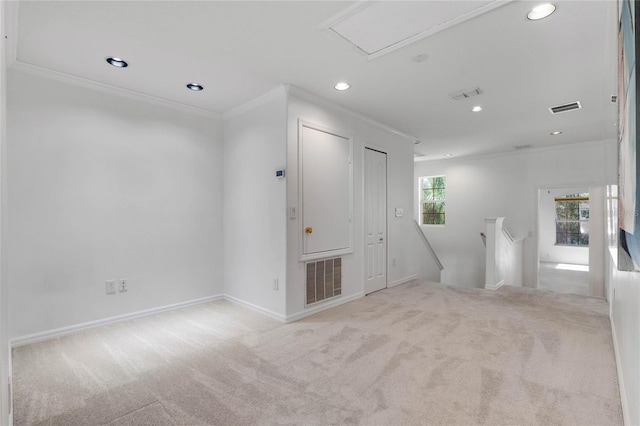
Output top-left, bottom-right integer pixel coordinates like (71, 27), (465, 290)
(364, 148), (387, 294)
(300, 123), (352, 260)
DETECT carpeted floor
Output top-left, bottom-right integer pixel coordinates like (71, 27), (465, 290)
(538, 262), (589, 296)
(12, 281), (622, 425)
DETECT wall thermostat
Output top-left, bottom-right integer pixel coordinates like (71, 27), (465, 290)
(275, 169), (286, 179)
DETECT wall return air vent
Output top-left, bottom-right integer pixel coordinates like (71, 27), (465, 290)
(549, 101), (582, 114)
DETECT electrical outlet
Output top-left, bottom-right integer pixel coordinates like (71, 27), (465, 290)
(119, 279), (128, 293)
(392, 258), (397, 267)
(273, 278), (279, 291)
(106, 280), (116, 295)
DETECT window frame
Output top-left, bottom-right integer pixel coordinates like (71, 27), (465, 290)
(419, 175), (446, 226)
(554, 194), (589, 247)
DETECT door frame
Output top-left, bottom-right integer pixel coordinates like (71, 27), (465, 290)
(364, 145), (388, 294)
(533, 183), (603, 297)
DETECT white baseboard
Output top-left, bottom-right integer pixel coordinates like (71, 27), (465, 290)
(10, 290), (367, 348)
(285, 292), (364, 323)
(485, 280), (505, 291)
(10, 294), (224, 348)
(610, 318), (629, 426)
(388, 274), (418, 288)
(223, 295), (286, 323)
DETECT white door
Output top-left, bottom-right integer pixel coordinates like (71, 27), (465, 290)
(301, 125), (352, 258)
(365, 148), (387, 294)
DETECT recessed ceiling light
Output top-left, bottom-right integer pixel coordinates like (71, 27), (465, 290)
(106, 57), (128, 68)
(527, 3), (556, 20)
(550, 131), (562, 135)
(471, 106), (482, 112)
(334, 82), (351, 91)
(444, 153), (454, 157)
(186, 83), (204, 92)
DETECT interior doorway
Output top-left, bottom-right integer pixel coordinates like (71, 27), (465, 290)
(364, 148), (387, 295)
(537, 186), (590, 296)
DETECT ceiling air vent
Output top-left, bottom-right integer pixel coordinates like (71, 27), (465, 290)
(513, 144), (532, 150)
(549, 101), (582, 114)
(449, 87), (483, 101)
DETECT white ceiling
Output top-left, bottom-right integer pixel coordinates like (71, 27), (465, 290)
(7, 1), (618, 160)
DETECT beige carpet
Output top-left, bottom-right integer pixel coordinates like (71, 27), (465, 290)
(538, 262), (589, 296)
(13, 281), (622, 425)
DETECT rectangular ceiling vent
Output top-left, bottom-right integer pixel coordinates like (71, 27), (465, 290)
(513, 144), (532, 150)
(449, 87), (483, 101)
(549, 101), (582, 114)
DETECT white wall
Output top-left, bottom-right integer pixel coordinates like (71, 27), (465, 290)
(608, 250), (640, 426)
(286, 90), (425, 319)
(414, 140), (616, 288)
(7, 70), (224, 338)
(538, 187), (589, 265)
(485, 218), (523, 288)
(223, 91), (287, 319)
(0, 2), (9, 424)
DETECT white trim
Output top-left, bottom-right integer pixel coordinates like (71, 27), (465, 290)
(319, 0), (512, 61)
(8, 290), (363, 348)
(318, 1), (372, 31)
(388, 275), (417, 288)
(10, 294), (224, 347)
(414, 138), (616, 164)
(223, 294), (286, 323)
(485, 280), (505, 291)
(222, 85), (287, 120)
(610, 318), (630, 426)
(285, 85), (417, 142)
(9, 61), (222, 120)
(285, 291), (364, 323)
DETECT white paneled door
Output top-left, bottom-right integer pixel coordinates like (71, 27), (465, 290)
(365, 148), (387, 295)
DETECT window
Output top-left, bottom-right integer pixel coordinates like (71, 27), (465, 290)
(419, 175), (446, 225)
(555, 193), (589, 246)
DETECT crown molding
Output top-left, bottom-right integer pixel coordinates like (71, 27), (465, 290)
(414, 138), (616, 164)
(10, 60), (223, 120)
(284, 84), (417, 142)
(222, 85), (287, 120)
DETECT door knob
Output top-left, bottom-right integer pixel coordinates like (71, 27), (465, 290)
(305, 227), (313, 234)
(379, 237), (384, 242)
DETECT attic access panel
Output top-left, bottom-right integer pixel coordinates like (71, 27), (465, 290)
(323, 1), (511, 59)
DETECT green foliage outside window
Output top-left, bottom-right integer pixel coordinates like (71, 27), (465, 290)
(421, 176), (446, 225)
(555, 193), (589, 246)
